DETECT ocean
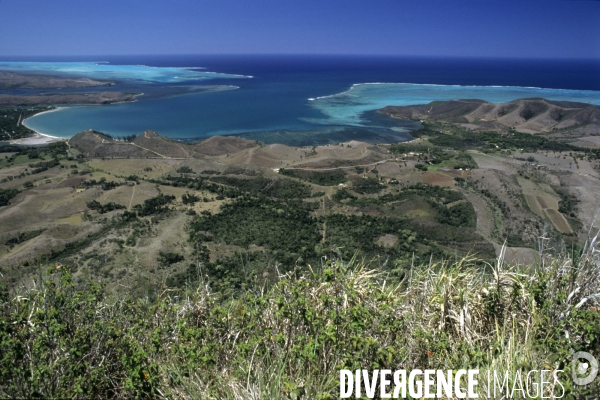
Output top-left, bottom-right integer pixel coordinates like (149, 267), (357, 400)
(1, 55), (599, 146)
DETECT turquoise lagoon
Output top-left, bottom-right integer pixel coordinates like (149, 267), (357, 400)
(2, 56), (599, 144)
(308, 83), (600, 125)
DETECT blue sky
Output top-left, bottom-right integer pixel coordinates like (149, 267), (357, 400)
(0, 0), (598, 58)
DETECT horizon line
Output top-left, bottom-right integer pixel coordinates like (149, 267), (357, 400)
(0, 53), (599, 62)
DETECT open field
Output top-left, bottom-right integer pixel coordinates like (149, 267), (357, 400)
(421, 170), (456, 186)
(544, 208), (573, 233)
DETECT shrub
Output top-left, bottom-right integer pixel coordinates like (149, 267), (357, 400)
(176, 166), (194, 174)
(0, 188), (19, 206)
(158, 251), (184, 266)
(2, 241), (600, 398)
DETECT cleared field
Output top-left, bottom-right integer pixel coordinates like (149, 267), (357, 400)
(405, 208), (432, 218)
(471, 152), (519, 173)
(524, 194), (545, 218)
(493, 243), (539, 266)
(58, 214), (83, 225)
(544, 208), (573, 233)
(519, 177), (571, 233)
(421, 171), (455, 186)
(375, 161), (403, 177)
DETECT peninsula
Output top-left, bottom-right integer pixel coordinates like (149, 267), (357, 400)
(0, 71), (115, 89)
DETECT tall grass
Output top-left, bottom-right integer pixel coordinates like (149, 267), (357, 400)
(1, 235), (600, 398)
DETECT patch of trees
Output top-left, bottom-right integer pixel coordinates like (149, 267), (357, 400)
(389, 184), (464, 204)
(132, 194), (175, 217)
(189, 196), (320, 261)
(86, 200), (126, 214)
(181, 186), (494, 290)
(557, 188), (579, 217)
(322, 214), (417, 260)
(451, 152), (477, 169)
(81, 178), (122, 191)
(166, 250), (265, 292)
(351, 177), (383, 194)
(4, 229), (44, 248)
(156, 175), (313, 199)
(0, 107), (51, 140)
(588, 148), (600, 160)
(334, 183), (465, 208)
(0, 145), (22, 153)
(182, 192), (201, 205)
(0, 142), (68, 163)
(0, 188), (19, 207)
(279, 168), (347, 186)
(209, 176), (312, 199)
(333, 183), (476, 229)
(153, 175), (240, 198)
(46, 141), (69, 157)
(176, 166), (194, 174)
(332, 188), (357, 202)
(429, 129), (578, 153)
(28, 159), (60, 174)
(200, 169), (221, 175)
(431, 201), (476, 228)
(158, 251), (184, 266)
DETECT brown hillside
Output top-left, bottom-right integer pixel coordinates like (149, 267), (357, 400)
(189, 135), (257, 157)
(68, 130), (260, 159)
(380, 99), (600, 135)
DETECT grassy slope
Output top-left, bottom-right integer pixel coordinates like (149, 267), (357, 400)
(2, 239), (600, 398)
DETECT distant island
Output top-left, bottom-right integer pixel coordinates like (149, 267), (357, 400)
(0, 71), (115, 90)
(0, 71), (139, 108)
(0, 91), (140, 107)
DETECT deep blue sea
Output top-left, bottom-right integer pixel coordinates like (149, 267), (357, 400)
(1, 55), (599, 146)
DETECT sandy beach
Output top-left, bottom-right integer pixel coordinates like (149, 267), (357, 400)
(8, 132), (63, 146)
(10, 107), (66, 145)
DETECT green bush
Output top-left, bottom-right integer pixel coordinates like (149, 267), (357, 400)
(0, 188), (19, 207)
(2, 245), (600, 398)
(86, 200), (126, 214)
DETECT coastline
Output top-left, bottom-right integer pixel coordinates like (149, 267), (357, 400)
(12, 107), (66, 145)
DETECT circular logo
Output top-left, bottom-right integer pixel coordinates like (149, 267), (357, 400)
(572, 351), (598, 386)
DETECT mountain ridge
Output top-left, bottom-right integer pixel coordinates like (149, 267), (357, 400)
(379, 98), (600, 136)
